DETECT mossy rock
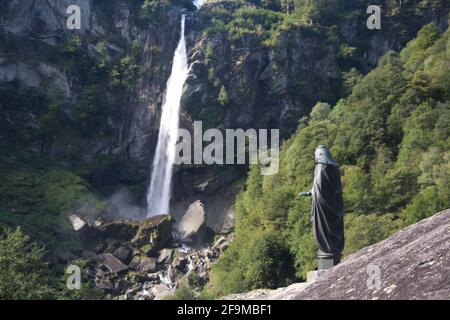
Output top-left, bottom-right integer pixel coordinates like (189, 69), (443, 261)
(98, 215), (173, 252)
(0, 157), (105, 252)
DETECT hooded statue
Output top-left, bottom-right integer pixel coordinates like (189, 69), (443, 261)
(300, 145), (344, 269)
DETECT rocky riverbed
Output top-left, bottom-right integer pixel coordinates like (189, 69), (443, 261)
(62, 202), (232, 300)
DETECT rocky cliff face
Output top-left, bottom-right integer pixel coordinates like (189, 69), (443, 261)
(221, 209), (450, 300)
(0, 0), (447, 234)
(0, 0), (186, 182)
(171, 1), (448, 232)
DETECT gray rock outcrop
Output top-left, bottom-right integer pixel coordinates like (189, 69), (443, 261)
(178, 200), (206, 240)
(221, 209), (450, 300)
(101, 253), (128, 274)
(1, 1), (447, 243)
(222, 283), (310, 300)
(176, 200), (215, 245)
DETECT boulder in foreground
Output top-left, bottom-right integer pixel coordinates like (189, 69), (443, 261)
(222, 209), (450, 300)
(97, 214), (173, 254)
(177, 200), (214, 244)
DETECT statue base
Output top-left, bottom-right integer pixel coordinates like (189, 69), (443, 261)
(317, 251), (341, 270)
(307, 270), (327, 283)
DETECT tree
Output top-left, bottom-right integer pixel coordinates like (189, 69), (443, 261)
(0, 227), (55, 299)
(140, 0), (170, 23)
(206, 23), (450, 297)
(342, 68), (363, 95)
(310, 102), (331, 121)
(218, 85), (230, 106)
(343, 214), (400, 257)
(401, 186), (446, 225)
(166, 280), (197, 300)
(73, 84), (111, 136)
(341, 165), (373, 214)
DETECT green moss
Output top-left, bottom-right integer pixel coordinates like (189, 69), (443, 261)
(43, 167), (105, 220)
(0, 156), (105, 251)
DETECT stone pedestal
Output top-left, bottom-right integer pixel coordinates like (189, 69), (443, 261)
(317, 250), (341, 270)
(318, 256), (335, 270)
(307, 270), (326, 283)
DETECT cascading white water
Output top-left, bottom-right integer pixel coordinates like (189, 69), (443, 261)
(147, 15), (189, 217)
(193, 0), (206, 8)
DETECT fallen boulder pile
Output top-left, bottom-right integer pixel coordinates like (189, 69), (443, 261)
(62, 214), (232, 300)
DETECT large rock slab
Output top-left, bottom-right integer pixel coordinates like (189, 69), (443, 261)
(68, 214), (86, 232)
(296, 209), (450, 300)
(97, 215), (173, 253)
(113, 246), (132, 263)
(158, 249), (173, 264)
(177, 200), (214, 244)
(221, 209), (450, 300)
(222, 283), (310, 300)
(101, 253), (128, 274)
(178, 200), (206, 239)
(151, 284), (175, 300)
(67, 214), (99, 240)
(129, 256), (158, 273)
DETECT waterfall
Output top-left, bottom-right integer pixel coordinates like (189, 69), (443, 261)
(193, 0), (206, 8)
(147, 15), (188, 217)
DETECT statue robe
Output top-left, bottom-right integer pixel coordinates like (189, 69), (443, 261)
(311, 163), (345, 257)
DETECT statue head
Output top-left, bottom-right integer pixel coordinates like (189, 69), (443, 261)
(315, 145), (338, 167)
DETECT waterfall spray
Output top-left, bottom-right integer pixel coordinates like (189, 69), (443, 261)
(147, 15), (189, 217)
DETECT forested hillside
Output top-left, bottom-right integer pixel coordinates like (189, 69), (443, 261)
(206, 22), (450, 297)
(0, 0), (448, 300)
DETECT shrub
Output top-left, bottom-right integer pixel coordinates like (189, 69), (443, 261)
(0, 227), (55, 299)
(343, 214), (401, 257)
(401, 186), (448, 225)
(218, 85), (230, 106)
(309, 102), (331, 121)
(166, 280), (198, 300)
(207, 23), (450, 297)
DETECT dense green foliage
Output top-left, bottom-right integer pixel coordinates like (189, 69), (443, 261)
(195, 0), (447, 135)
(0, 228), (55, 299)
(0, 0), (447, 300)
(140, 0), (171, 22)
(0, 81), (64, 154)
(59, 35), (144, 137)
(166, 279), (199, 300)
(0, 156), (105, 252)
(0, 227), (103, 300)
(201, 0), (447, 47)
(206, 23), (450, 297)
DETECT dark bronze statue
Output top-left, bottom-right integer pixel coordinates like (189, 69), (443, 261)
(300, 145), (345, 270)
